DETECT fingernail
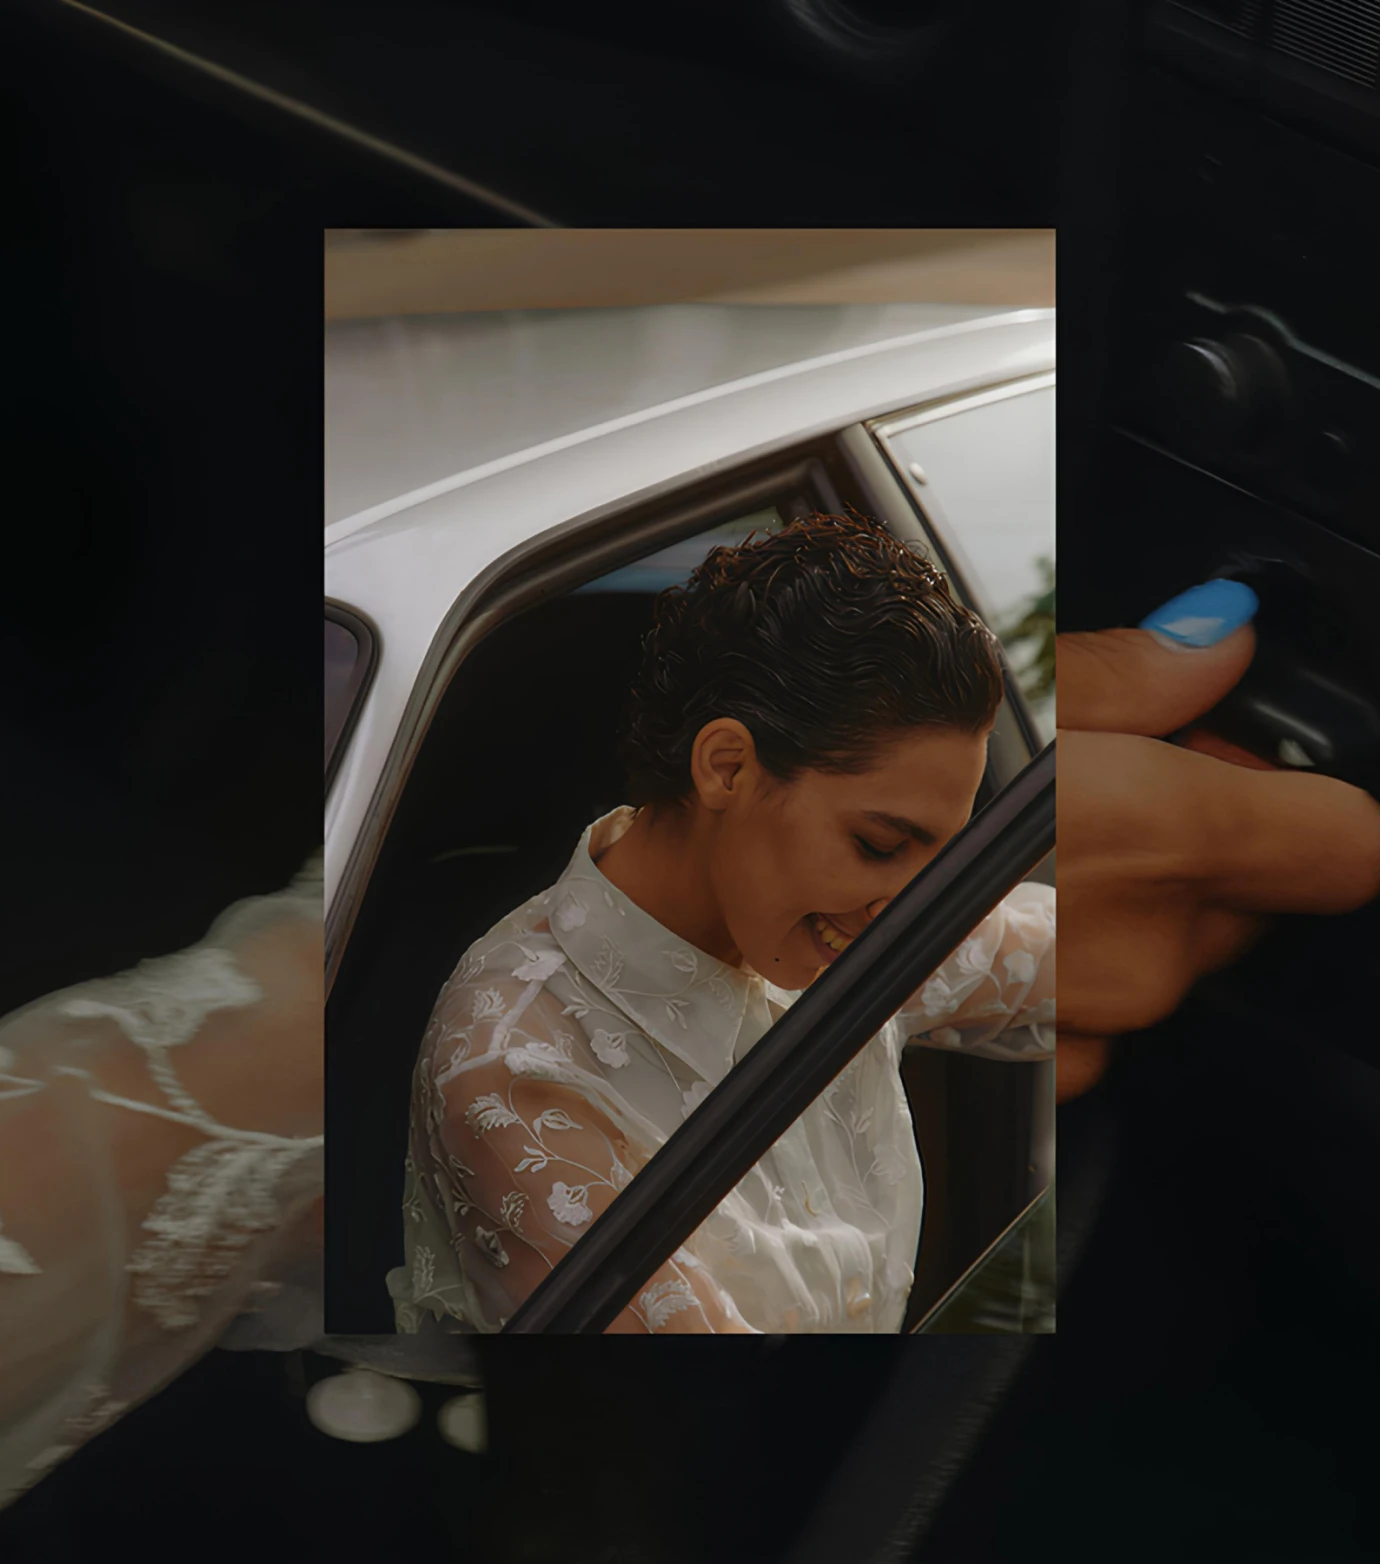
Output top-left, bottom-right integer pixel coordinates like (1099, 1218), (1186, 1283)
(1138, 579), (1259, 650)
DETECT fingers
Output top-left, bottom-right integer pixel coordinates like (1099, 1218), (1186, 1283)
(1056, 1035), (1109, 1103)
(1176, 726), (1279, 771)
(1055, 873), (1200, 1038)
(1055, 914), (1262, 1104)
(1057, 624), (1257, 736)
(1061, 727), (1380, 915)
(1204, 765), (1380, 914)
(1057, 729), (1380, 1044)
(1056, 731), (1224, 876)
(1055, 581), (1380, 1065)
(1191, 906), (1267, 975)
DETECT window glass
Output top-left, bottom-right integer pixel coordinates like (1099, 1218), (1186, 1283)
(325, 615), (364, 777)
(886, 385), (1055, 740)
(914, 1187), (1055, 1334)
(573, 507), (785, 594)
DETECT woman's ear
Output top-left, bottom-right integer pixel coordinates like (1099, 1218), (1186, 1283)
(689, 719), (759, 814)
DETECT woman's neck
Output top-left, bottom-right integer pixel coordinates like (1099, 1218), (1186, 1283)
(594, 805), (743, 969)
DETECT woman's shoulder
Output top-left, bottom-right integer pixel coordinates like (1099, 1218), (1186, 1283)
(1005, 878), (1053, 904)
(427, 896), (582, 1040)
(444, 891), (560, 979)
(1002, 879), (1055, 924)
(422, 908), (580, 1084)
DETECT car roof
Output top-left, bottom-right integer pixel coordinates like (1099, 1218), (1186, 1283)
(324, 303), (1005, 531)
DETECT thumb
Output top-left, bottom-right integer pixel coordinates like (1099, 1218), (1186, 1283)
(1058, 579), (1259, 736)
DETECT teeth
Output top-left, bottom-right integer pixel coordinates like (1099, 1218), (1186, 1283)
(813, 915), (852, 954)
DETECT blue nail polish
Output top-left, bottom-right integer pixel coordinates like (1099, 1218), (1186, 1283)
(1138, 579), (1260, 649)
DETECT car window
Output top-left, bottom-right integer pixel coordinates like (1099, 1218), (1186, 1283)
(325, 605), (376, 789)
(875, 380), (1056, 741)
(913, 1186), (1054, 1334)
(574, 506), (786, 594)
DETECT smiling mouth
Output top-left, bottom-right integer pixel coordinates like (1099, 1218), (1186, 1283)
(810, 913), (856, 960)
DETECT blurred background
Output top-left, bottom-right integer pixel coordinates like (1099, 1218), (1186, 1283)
(323, 227), (1054, 315)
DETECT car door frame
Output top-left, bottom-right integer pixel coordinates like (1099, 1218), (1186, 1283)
(325, 600), (380, 797)
(845, 371), (1057, 1325)
(867, 369), (1057, 644)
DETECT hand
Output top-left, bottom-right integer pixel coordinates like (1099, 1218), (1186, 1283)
(1056, 580), (1380, 1102)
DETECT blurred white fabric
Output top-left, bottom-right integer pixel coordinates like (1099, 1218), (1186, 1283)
(0, 858), (326, 1509)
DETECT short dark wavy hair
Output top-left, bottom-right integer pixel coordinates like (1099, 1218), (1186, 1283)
(618, 511), (1005, 810)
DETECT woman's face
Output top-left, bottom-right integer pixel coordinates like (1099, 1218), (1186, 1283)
(696, 723), (992, 991)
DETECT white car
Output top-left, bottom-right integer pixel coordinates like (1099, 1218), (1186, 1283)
(324, 302), (1055, 1333)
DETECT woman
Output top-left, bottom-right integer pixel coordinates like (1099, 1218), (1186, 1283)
(388, 513), (1057, 1336)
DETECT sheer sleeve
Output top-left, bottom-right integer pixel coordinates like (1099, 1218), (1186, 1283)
(0, 857), (324, 1508)
(896, 881), (1054, 1062)
(398, 960), (758, 1335)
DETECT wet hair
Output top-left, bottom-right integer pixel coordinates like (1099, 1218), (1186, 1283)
(618, 511), (1005, 810)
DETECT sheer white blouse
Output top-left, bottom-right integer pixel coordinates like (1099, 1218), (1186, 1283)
(390, 806), (1054, 1337)
(0, 860), (325, 1509)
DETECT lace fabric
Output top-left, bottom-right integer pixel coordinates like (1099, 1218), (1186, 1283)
(390, 808), (1054, 1336)
(0, 856), (324, 1510)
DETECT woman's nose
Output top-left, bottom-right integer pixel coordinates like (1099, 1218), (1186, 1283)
(865, 896), (892, 922)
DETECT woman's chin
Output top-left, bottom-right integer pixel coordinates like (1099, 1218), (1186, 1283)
(771, 970), (814, 992)
(768, 946), (827, 991)
(752, 925), (834, 989)
(750, 952), (812, 991)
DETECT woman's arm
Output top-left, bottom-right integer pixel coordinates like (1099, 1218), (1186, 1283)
(894, 880), (1054, 1062)
(445, 1064), (755, 1334)
(411, 968), (758, 1335)
(0, 859), (324, 1507)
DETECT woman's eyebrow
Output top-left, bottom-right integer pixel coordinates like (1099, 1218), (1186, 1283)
(862, 810), (937, 846)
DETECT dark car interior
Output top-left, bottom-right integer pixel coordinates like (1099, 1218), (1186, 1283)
(5, 1), (1377, 1562)
(953, 8), (1380, 1563)
(326, 587), (661, 1332)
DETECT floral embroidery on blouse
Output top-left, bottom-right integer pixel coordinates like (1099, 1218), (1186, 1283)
(548, 1183), (594, 1227)
(590, 1029), (630, 1068)
(639, 1277), (699, 1331)
(466, 1094), (520, 1133)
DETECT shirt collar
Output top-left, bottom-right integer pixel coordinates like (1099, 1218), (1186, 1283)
(545, 806), (759, 1087)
